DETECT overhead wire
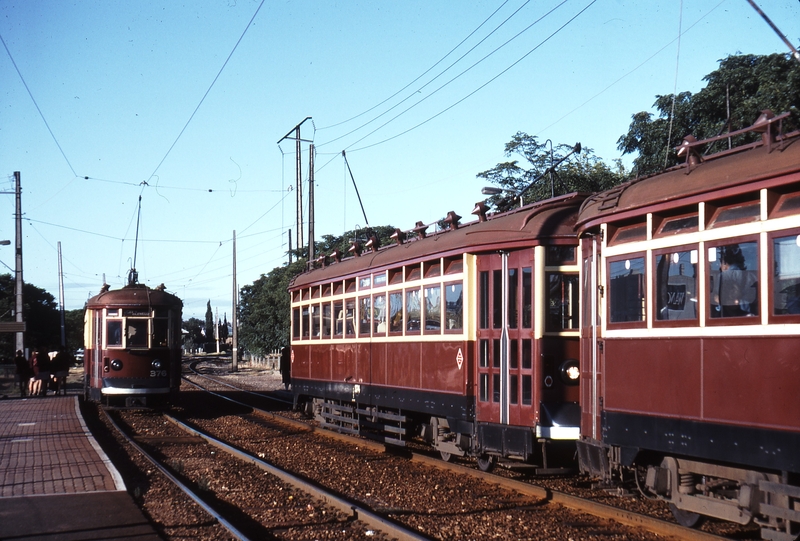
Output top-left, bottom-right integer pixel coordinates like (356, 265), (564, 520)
(316, 0), (515, 132)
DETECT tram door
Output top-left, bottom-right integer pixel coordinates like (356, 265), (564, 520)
(580, 235), (602, 439)
(476, 250), (535, 426)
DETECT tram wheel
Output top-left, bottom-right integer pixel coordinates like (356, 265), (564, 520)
(669, 503), (704, 528)
(476, 455), (495, 472)
(439, 451), (453, 462)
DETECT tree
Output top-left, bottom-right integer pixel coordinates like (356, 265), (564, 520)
(238, 259), (307, 357)
(64, 308), (85, 354)
(477, 132), (627, 211)
(204, 301), (213, 344)
(183, 317), (204, 352)
(0, 274), (60, 359)
(315, 224), (398, 256)
(618, 53), (800, 176)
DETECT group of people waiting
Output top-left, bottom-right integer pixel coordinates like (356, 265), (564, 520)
(13, 347), (72, 398)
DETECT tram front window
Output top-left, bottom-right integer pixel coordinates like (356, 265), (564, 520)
(127, 319), (149, 347)
(107, 320), (122, 347)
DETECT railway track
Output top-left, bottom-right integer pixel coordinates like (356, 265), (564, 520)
(179, 359), (749, 540)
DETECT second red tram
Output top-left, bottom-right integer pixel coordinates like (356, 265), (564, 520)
(291, 193), (585, 471)
(575, 112), (800, 539)
(84, 277), (183, 407)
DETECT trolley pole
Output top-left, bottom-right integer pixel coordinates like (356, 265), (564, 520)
(308, 143), (315, 262)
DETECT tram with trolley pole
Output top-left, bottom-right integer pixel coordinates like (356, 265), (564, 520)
(83, 269), (183, 407)
(290, 192), (586, 472)
(575, 111), (800, 539)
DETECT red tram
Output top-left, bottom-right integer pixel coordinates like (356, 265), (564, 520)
(290, 194), (585, 471)
(84, 274), (183, 407)
(575, 112), (800, 539)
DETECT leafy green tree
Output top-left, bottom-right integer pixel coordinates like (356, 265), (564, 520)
(238, 259), (307, 356)
(618, 53), (800, 176)
(477, 132), (627, 211)
(64, 308), (85, 354)
(315, 224), (398, 256)
(0, 274), (60, 359)
(182, 317), (204, 351)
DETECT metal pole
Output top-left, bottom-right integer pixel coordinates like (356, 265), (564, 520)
(308, 143), (315, 262)
(295, 126), (303, 251)
(231, 230), (238, 372)
(14, 172), (23, 353)
(58, 241), (65, 347)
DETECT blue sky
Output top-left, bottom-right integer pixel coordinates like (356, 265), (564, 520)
(1, 0), (797, 320)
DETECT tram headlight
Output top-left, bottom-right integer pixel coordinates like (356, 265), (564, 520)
(559, 359), (580, 385)
(151, 359), (162, 370)
(110, 359), (123, 371)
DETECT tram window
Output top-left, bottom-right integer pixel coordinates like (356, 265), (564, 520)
(773, 234), (800, 315)
(107, 320), (123, 347)
(610, 223), (647, 245)
(546, 273), (580, 331)
(302, 306), (310, 338)
(153, 319), (168, 347)
(510, 374), (518, 404)
(333, 281), (343, 295)
(127, 319), (148, 348)
(406, 264), (421, 282)
(492, 269), (502, 329)
(359, 297), (371, 336)
(424, 285), (441, 334)
(493, 339), (500, 368)
(107, 309), (119, 317)
(546, 246), (576, 265)
(333, 302), (344, 336)
(710, 202), (760, 227)
(345, 279), (356, 293)
(444, 256), (463, 275)
(522, 375), (532, 405)
(479, 339), (489, 368)
(657, 215), (698, 236)
(508, 268), (519, 329)
(510, 339), (518, 369)
(654, 250), (698, 321)
(444, 282), (463, 331)
(709, 241), (759, 318)
(322, 303), (332, 337)
(311, 304), (321, 338)
(774, 193), (800, 216)
(479, 373), (489, 402)
(424, 260), (441, 278)
(479, 271), (489, 329)
(522, 340), (532, 369)
(373, 272), (387, 288)
(582, 256), (593, 327)
(406, 288), (421, 332)
(608, 257), (646, 323)
(293, 308), (301, 339)
(388, 292), (403, 333)
(493, 374), (501, 403)
(322, 284), (332, 297)
(389, 268), (403, 285)
(344, 299), (356, 336)
(522, 268), (532, 328)
(359, 276), (371, 290)
(373, 294), (387, 334)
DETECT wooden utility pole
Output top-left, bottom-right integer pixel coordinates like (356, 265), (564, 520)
(58, 241), (65, 347)
(231, 230), (238, 372)
(14, 172), (23, 353)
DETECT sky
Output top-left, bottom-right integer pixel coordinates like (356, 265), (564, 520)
(1, 0), (798, 321)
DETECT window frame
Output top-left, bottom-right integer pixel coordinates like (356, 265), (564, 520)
(768, 227), (800, 324)
(705, 234), (761, 326)
(605, 252), (647, 329)
(651, 244), (700, 328)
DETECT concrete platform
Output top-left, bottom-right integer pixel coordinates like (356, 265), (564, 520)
(0, 396), (160, 540)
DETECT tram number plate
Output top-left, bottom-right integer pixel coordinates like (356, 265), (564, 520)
(150, 370), (168, 377)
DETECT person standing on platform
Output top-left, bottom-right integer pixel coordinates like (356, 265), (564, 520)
(14, 349), (30, 398)
(279, 346), (291, 390)
(29, 349), (42, 396)
(52, 346), (70, 395)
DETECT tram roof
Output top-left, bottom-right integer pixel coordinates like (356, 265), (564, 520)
(290, 192), (587, 289)
(577, 131), (800, 230)
(87, 283), (183, 309)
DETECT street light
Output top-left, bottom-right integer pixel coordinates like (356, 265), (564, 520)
(481, 186), (524, 207)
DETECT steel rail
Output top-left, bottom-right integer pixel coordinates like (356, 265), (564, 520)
(100, 407), (253, 541)
(184, 360), (293, 406)
(184, 368), (732, 541)
(163, 413), (431, 541)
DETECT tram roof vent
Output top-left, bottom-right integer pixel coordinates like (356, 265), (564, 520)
(331, 249), (342, 263)
(413, 221), (429, 239)
(348, 241), (362, 257)
(472, 201), (489, 222)
(390, 228), (407, 245)
(365, 235), (380, 252)
(444, 211), (462, 230)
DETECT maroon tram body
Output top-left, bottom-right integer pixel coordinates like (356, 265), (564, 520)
(84, 282), (183, 407)
(291, 194), (585, 471)
(575, 113), (800, 538)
